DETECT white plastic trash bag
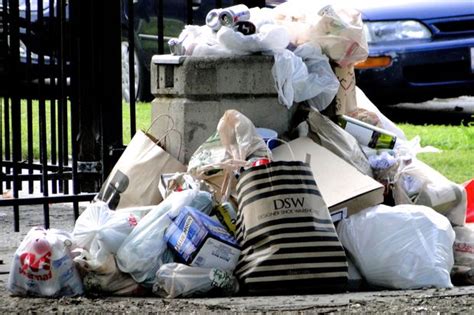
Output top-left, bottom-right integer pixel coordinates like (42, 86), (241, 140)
(8, 227), (83, 297)
(393, 157), (467, 226)
(116, 188), (198, 285)
(453, 224), (474, 268)
(153, 263), (239, 298)
(72, 201), (145, 255)
(217, 24), (290, 54)
(272, 43), (339, 109)
(337, 204), (455, 290)
(73, 248), (145, 296)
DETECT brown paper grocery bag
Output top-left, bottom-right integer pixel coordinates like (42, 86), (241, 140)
(334, 65), (357, 115)
(96, 120), (186, 210)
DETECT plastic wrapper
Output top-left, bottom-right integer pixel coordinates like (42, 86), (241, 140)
(217, 24), (290, 54)
(337, 204), (455, 289)
(309, 5), (368, 67)
(453, 224), (474, 268)
(73, 248), (146, 296)
(116, 188), (198, 285)
(393, 157), (467, 226)
(307, 109), (373, 177)
(8, 227), (83, 297)
(72, 201), (146, 254)
(272, 43), (339, 110)
(273, 1), (368, 66)
(188, 110), (268, 202)
(153, 263), (238, 298)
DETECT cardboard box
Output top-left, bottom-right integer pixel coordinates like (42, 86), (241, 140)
(272, 137), (384, 219)
(165, 206), (240, 271)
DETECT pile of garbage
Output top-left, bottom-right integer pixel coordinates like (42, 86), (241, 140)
(7, 2), (474, 298)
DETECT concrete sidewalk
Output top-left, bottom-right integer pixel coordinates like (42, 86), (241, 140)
(1, 203), (474, 313)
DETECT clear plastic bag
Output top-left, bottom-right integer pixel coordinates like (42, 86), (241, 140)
(272, 44), (339, 110)
(153, 263), (238, 298)
(337, 204), (455, 289)
(73, 248), (145, 296)
(8, 227), (83, 297)
(72, 201), (146, 255)
(393, 157), (467, 226)
(116, 188), (198, 285)
(307, 109), (373, 177)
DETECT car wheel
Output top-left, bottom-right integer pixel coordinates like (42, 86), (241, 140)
(121, 40), (142, 103)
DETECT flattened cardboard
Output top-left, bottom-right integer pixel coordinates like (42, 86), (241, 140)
(272, 137), (384, 216)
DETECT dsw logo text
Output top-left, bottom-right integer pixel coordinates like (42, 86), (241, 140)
(273, 197), (305, 210)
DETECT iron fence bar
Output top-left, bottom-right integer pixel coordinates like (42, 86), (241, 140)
(0, 193), (96, 206)
(157, 0), (164, 54)
(4, 95), (11, 191)
(0, 96), (3, 196)
(2, 172), (74, 181)
(9, 0), (21, 232)
(25, 0), (34, 194)
(49, 0), (58, 194)
(37, 0), (51, 228)
(1, 160), (72, 172)
(57, 0), (67, 194)
(186, 0), (193, 24)
(127, 0), (136, 137)
(69, 0), (81, 219)
(0, 0), (6, 197)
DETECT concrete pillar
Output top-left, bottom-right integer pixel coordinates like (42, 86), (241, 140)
(150, 55), (296, 163)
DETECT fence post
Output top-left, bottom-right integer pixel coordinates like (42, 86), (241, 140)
(69, 0), (123, 192)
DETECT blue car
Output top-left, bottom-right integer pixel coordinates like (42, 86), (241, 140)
(352, 0), (474, 105)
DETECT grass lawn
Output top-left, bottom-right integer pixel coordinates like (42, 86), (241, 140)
(9, 100), (473, 184)
(398, 122), (474, 184)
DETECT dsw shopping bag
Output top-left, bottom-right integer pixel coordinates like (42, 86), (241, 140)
(234, 161), (348, 294)
(96, 121), (186, 210)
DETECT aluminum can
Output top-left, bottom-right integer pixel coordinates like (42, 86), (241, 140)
(234, 21), (256, 35)
(218, 4), (250, 28)
(206, 8), (223, 31)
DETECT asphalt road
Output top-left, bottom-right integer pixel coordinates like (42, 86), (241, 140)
(380, 95), (474, 125)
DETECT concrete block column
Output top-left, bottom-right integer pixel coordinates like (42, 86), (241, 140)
(150, 54), (296, 164)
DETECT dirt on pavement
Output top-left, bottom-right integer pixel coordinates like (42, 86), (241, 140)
(1, 203), (474, 314)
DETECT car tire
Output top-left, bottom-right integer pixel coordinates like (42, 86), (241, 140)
(121, 38), (149, 103)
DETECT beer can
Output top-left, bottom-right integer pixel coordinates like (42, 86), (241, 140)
(206, 8), (223, 31)
(234, 21), (256, 35)
(214, 202), (237, 235)
(218, 4), (250, 28)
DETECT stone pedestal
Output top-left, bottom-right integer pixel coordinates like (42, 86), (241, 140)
(150, 54), (296, 163)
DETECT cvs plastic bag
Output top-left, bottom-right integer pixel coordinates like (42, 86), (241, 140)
(337, 204), (455, 289)
(8, 227), (83, 297)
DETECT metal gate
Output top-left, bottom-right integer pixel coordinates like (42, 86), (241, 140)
(0, 0), (261, 232)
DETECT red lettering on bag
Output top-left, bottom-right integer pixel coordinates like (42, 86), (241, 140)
(18, 251), (52, 281)
(128, 215), (138, 227)
(454, 243), (474, 254)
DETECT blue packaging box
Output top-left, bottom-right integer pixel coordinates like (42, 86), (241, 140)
(165, 206), (240, 271)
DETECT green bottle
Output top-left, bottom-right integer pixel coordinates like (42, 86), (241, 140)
(339, 115), (397, 149)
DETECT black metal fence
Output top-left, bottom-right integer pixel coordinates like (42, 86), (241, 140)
(0, 0), (261, 232)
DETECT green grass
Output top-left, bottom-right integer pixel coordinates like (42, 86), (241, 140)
(398, 122), (474, 184)
(6, 99), (473, 184)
